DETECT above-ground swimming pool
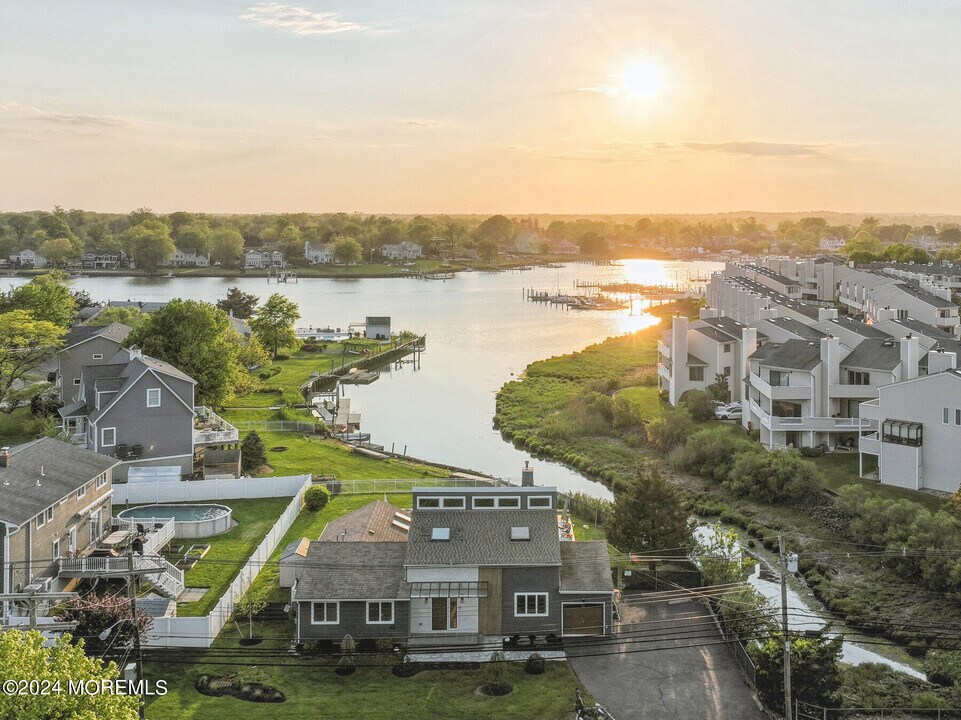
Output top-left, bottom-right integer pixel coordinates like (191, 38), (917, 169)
(118, 503), (233, 539)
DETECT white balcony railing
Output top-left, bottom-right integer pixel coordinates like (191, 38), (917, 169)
(112, 517), (175, 555)
(193, 406), (239, 444)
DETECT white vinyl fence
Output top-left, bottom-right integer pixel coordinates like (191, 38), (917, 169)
(142, 476), (311, 648)
(113, 474), (310, 505)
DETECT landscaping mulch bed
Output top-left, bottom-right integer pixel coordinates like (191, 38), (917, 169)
(195, 674), (285, 703)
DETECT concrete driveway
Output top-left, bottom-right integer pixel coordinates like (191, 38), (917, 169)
(567, 595), (766, 720)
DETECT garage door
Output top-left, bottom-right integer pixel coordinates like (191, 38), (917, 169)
(563, 603), (605, 636)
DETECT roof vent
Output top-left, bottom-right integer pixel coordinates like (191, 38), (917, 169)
(510, 526), (531, 541)
(431, 527), (450, 541)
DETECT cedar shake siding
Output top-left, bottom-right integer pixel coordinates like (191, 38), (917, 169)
(295, 600), (410, 642)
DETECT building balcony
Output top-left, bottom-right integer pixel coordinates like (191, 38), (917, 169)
(858, 432), (881, 456)
(657, 340), (671, 360)
(750, 375), (813, 401)
(658, 362), (671, 381)
(193, 406), (239, 445)
(749, 400), (877, 432)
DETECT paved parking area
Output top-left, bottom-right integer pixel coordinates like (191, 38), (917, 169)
(567, 595), (766, 720)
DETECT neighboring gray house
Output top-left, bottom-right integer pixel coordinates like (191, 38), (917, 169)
(286, 486), (614, 645)
(57, 323), (131, 402)
(860, 362), (961, 492)
(58, 347), (238, 480)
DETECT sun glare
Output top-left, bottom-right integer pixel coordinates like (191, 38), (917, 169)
(619, 57), (665, 101)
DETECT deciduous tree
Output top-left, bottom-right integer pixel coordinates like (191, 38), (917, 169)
(1, 271), (77, 328)
(250, 293), (300, 357)
(122, 219), (175, 272)
(0, 628), (140, 720)
(128, 299), (239, 405)
(0, 310), (63, 411)
(331, 236), (363, 266)
(209, 228), (244, 267)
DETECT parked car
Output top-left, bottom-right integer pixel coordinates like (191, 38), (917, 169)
(715, 404), (742, 420)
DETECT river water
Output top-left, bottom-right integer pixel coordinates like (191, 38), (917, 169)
(14, 259), (721, 498)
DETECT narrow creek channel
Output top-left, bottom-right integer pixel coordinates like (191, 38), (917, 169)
(695, 524), (925, 679)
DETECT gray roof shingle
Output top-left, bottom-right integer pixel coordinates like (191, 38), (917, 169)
(294, 542), (409, 599)
(560, 542), (614, 593)
(0, 438), (119, 526)
(319, 500), (411, 543)
(63, 322), (131, 349)
(841, 339), (903, 371)
(405, 510), (561, 566)
(750, 339), (822, 371)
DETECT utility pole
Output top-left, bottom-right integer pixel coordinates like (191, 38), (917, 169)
(127, 545), (146, 720)
(779, 533), (798, 720)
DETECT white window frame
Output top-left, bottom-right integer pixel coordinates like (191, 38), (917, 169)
(366, 601), (394, 624)
(146, 388), (161, 408)
(73, 378), (81, 386)
(514, 592), (549, 617)
(472, 495), (521, 510)
(92, 353), (103, 360)
(36, 512), (47, 529)
(96, 473), (107, 490)
(945, 408), (951, 425)
(311, 601), (339, 625)
(52, 538), (61, 560)
(416, 496), (465, 509)
(76, 483), (87, 501)
(527, 495), (553, 509)
(101, 427), (116, 447)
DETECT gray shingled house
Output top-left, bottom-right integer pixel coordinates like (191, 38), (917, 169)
(56, 323), (131, 402)
(285, 486), (614, 645)
(58, 347), (238, 480)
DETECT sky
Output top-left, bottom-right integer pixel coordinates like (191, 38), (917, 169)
(3, 0), (961, 215)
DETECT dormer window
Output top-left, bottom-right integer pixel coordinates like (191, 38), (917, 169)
(431, 527), (450, 541)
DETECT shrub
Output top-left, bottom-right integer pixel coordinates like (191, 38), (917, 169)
(924, 651), (961, 687)
(646, 406), (694, 454)
(376, 637), (395, 654)
(683, 390), (718, 421)
(726, 449), (820, 504)
(240, 431), (267, 474)
(304, 485), (331, 512)
(677, 426), (759, 483)
(524, 653), (546, 675)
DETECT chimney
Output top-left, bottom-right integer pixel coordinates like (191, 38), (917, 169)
(521, 461), (534, 487)
(0, 447), (9, 468)
(670, 316), (689, 405)
(818, 308), (838, 322)
(819, 334), (840, 416)
(927, 346), (957, 374)
(128, 345), (143, 361)
(698, 307), (719, 320)
(900, 334), (920, 381)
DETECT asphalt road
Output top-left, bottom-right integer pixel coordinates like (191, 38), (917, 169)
(567, 595), (766, 720)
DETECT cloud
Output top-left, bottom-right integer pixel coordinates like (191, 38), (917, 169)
(0, 101), (138, 140)
(682, 141), (828, 157)
(31, 113), (133, 128)
(577, 84), (619, 97)
(396, 118), (445, 129)
(241, 3), (369, 35)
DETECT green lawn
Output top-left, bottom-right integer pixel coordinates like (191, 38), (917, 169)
(249, 493), (413, 604)
(116, 498), (292, 617)
(145, 619), (590, 720)
(613, 385), (662, 421)
(814, 452), (945, 510)
(255, 432), (449, 480)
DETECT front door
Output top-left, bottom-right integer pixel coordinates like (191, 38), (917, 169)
(431, 598), (458, 631)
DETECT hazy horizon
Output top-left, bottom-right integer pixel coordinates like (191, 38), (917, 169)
(5, 1), (961, 214)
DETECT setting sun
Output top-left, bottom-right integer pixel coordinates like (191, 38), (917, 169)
(619, 57), (665, 101)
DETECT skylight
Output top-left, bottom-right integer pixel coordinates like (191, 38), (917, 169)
(431, 527), (450, 541)
(510, 526), (530, 541)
